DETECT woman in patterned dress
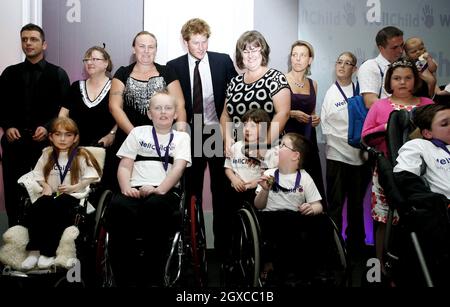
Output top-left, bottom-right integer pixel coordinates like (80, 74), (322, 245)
(220, 30), (290, 155)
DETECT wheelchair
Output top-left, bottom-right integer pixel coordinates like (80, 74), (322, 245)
(363, 109), (449, 287)
(222, 201), (350, 287)
(94, 181), (208, 287)
(0, 146), (108, 288)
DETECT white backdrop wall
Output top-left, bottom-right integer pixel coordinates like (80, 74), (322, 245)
(0, 0), (41, 73)
(0, 0), (42, 232)
(298, 0), (450, 141)
(254, 0), (299, 73)
(144, 0), (254, 67)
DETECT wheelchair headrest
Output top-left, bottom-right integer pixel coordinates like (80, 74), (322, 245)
(386, 110), (416, 165)
(376, 155), (405, 209)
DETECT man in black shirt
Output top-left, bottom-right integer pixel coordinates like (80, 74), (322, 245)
(0, 23), (70, 226)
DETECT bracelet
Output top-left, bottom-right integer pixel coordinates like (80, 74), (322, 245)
(110, 130), (116, 135)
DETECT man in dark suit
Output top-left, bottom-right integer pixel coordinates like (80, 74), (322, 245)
(0, 23), (70, 227)
(167, 18), (237, 262)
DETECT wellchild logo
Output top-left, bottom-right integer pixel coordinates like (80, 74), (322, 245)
(441, 13), (450, 26)
(422, 4), (434, 28)
(334, 100), (347, 108)
(299, 8), (344, 26)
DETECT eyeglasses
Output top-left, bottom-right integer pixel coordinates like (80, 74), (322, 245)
(336, 60), (355, 67)
(280, 143), (297, 152)
(82, 58), (105, 64)
(151, 105), (175, 112)
(242, 48), (261, 57)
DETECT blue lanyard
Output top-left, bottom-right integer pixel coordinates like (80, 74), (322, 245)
(52, 148), (78, 184)
(430, 138), (450, 156)
(272, 169), (301, 193)
(334, 81), (356, 103)
(152, 127), (174, 172)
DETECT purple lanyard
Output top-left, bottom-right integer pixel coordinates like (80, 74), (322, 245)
(430, 138), (450, 156)
(334, 81), (356, 103)
(273, 169), (301, 193)
(152, 127), (174, 172)
(52, 148), (78, 184)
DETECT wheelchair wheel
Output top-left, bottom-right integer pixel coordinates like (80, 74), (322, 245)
(189, 196), (208, 287)
(226, 207), (261, 287)
(164, 231), (183, 287)
(324, 217), (350, 287)
(93, 190), (115, 287)
(95, 228), (115, 287)
(93, 189), (113, 240)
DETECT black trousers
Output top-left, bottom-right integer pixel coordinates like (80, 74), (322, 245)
(259, 211), (333, 279)
(105, 189), (180, 287)
(326, 159), (371, 248)
(1, 133), (46, 227)
(25, 194), (79, 256)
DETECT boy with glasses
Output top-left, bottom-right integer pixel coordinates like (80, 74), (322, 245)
(255, 133), (330, 285)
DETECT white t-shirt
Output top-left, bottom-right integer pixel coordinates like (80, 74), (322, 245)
(256, 168), (322, 212)
(321, 82), (366, 165)
(117, 126), (191, 187)
(224, 141), (279, 183)
(33, 148), (100, 195)
(393, 139), (450, 199)
(357, 54), (390, 98)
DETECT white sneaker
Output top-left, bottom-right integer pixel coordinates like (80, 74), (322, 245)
(38, 255), (55, 269)
(21, 251), (40, 270)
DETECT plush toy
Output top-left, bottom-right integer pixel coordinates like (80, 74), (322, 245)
(55, 226), (80, 269)
(0, 225), (29, 270)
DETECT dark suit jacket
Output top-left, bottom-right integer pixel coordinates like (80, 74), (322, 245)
(167, 51), (237, 123)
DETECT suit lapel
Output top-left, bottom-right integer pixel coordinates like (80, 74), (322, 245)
(208, 52), (219, 104)
(181, 54), (192, 104)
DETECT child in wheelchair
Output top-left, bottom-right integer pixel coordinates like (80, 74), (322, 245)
(224, 109), (278, 206)
(392, 103), (450, 286)
(105, 91), (191, 287)
(19, 117), (102, 270)
(255, 132), (332, 286)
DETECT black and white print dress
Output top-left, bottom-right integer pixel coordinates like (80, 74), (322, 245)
(225, 68), (289, 127)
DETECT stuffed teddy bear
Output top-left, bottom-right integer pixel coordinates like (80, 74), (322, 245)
(0, 225), (29, 270)
(55, 226), (80, 269)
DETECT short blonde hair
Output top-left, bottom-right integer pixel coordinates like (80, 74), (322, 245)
(148, 89), (177, 110)
(181, 18), (211, 41)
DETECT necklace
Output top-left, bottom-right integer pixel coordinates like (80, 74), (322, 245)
(294, 80), (305, 88)
(290, 74), (306, 88)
